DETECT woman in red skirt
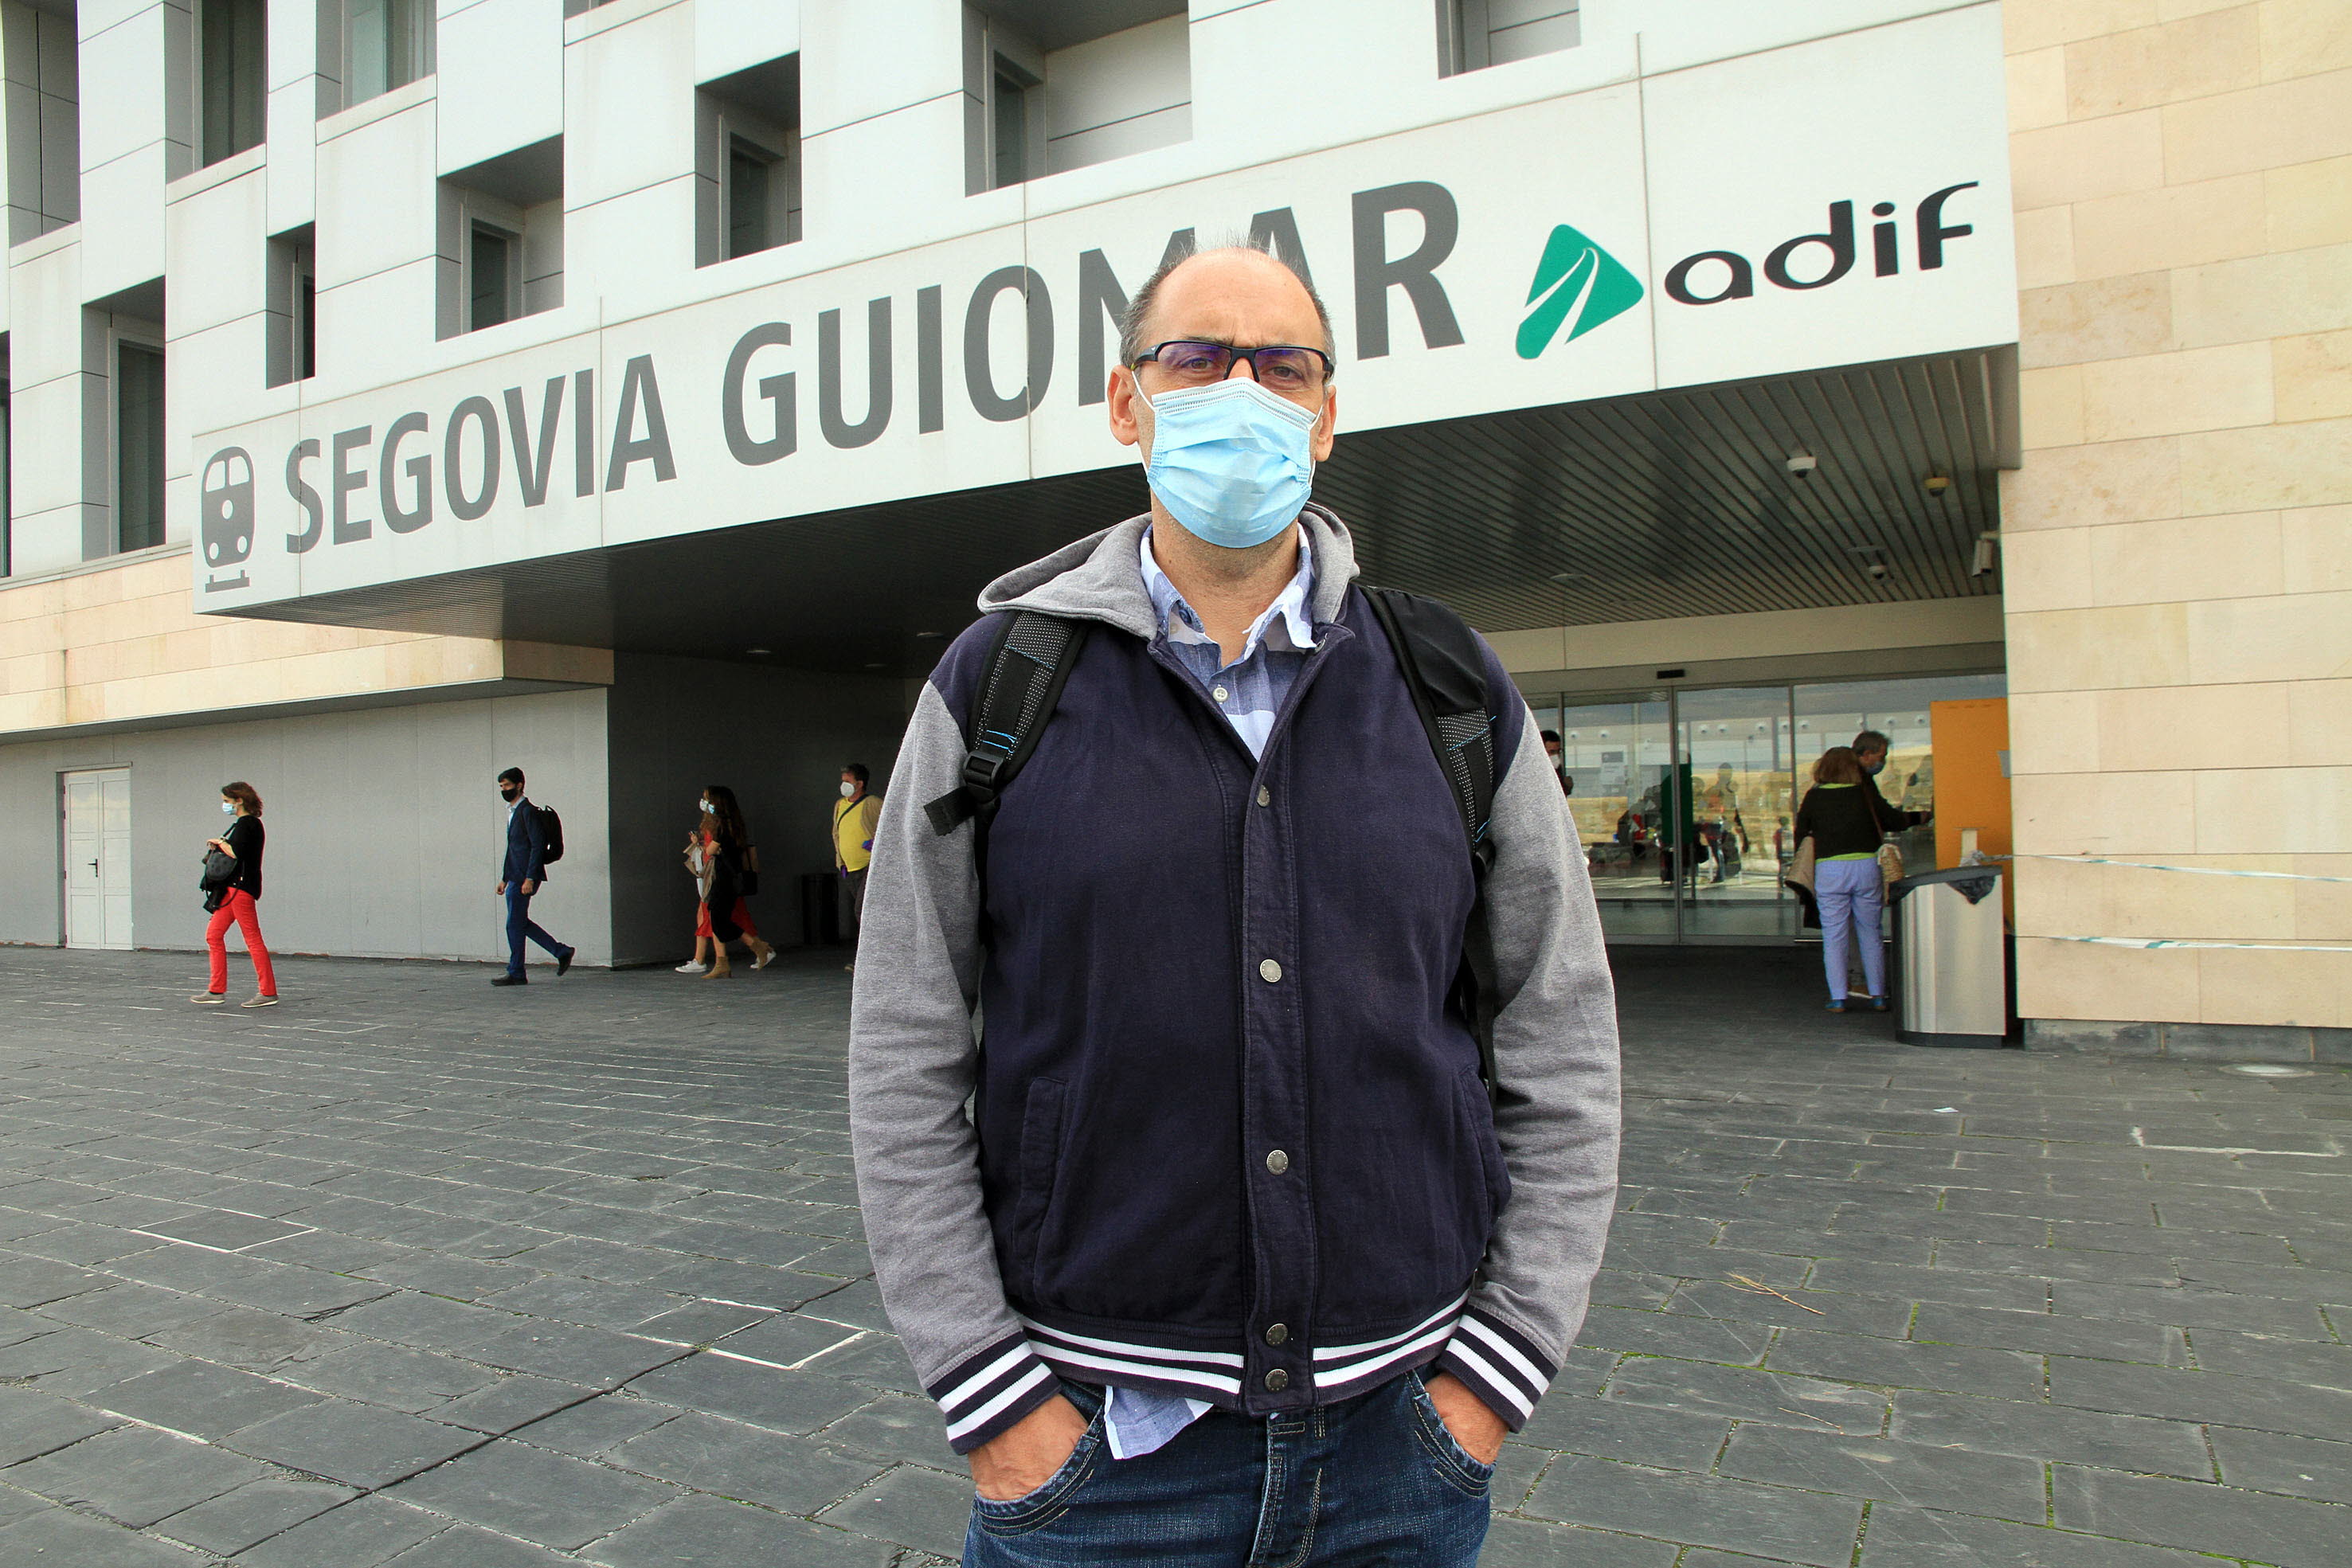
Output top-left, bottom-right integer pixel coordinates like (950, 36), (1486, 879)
(194, 781), (278, 1007)
(679, 784), (775, 978)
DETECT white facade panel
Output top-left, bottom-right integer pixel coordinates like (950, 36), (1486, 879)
(692, 0), (797, 86)
(76, 141), (169, 301)
(438, 0), (562, 177)
(314, 93), (440, 292)
(75, 7), (168, 173)
(165, 162), (269, 340)
(800, 0), (962, 137)
(562, 0), (694, 209)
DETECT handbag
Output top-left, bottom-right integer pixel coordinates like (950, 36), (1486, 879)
(1861, 787), (1904, 886)
(1783, 835), (1817, 893)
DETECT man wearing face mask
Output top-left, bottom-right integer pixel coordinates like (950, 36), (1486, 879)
(491, 767), (573, 987)
(1851, 729), (1931, 831)
(850, 240), (1621, 1566)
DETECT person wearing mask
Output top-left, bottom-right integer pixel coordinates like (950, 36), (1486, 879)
(679, 785), (775, 977)
(193, 781), (277, 1007)
(850, 240), (1619, 1566)
(493, 767), (574, 987)
(834, 763), (882, 972)
(1794, 746), (1890, 1012)
(1540, 729), (1571, 794)
(1851, 729), (1930, 830)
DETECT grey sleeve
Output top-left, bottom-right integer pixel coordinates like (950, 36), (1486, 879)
(1431, 716), (1622, 1428)
(847, 682), (1063, 1453)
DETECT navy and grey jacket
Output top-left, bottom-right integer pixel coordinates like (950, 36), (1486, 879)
(503, 799), (550, 885)
(848, 506), (1621, 1454)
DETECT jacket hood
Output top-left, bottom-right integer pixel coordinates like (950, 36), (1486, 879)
(979, 502), (1363, 640)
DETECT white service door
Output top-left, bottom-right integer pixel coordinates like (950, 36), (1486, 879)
(64, 768), (133, 949)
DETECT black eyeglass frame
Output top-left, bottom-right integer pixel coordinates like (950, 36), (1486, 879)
(1130, 339), (1337, 387)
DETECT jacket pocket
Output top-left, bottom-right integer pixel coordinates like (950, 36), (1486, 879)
(1012, 1078), (1066, 1290)
(1456, 1069), (1511, 1234)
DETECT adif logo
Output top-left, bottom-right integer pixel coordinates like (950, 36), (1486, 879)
(1516, 224), (1644, 359)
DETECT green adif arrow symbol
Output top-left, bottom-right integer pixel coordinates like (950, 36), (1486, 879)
(1516, 224), (1644, 360)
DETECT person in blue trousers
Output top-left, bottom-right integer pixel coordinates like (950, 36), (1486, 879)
(1793, 746), (1890, 1012)
(492, 766), (574, 987)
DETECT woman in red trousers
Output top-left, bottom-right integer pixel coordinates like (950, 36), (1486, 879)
(194, 780), (278, 1007)
(679, 784), (775, 978)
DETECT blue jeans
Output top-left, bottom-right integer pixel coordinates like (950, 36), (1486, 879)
(504, 884), (565, 977)
(1816, 857), (1886, 1000)
(965, 1372), (1490, 1567)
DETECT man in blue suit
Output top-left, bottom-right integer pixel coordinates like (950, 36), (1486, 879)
(493, 767), (574, 987)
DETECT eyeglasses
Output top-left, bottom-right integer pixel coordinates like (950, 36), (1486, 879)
(1133, 340), (1334, 396)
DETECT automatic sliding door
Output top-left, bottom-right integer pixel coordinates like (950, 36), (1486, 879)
(1556, 698), (1676, 940)
(1675, 687), (1798, 938)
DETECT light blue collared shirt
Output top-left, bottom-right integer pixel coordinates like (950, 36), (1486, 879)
(1139, 527), (1317, 762)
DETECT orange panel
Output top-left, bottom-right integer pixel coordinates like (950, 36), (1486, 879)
(1931, 698), (2013, 925)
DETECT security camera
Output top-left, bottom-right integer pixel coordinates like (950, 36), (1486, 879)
(1972, 534), (1998, 577)
(1865, 562), (1890, 581)
(1923, 473), (1953, 497)
(1786, 452), (1818, 477)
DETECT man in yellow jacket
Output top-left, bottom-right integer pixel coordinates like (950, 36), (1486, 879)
(835, 762), (882, 970)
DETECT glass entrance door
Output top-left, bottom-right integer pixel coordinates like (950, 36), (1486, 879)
(1540, 695), (1677, 940)
(1676, 688), (1799, 939)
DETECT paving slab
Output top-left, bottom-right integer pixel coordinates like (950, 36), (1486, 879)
(222, 1400), (489, 1489)
(584, 1493), (899, 1567)
(6, 1422), (277, 1527)
(90, 1356), (327, 1437)
(152, 1475), (359, 1554)
(386, 1439), (679, 1551)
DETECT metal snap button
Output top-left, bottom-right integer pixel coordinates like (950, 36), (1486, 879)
(1265, 1149), (1289, 1175)
(1257, 787), (1271, 807)
(1264, 1368), (1289, 1392)
(1265, 1324), (1289, 1345)
(1259, 959), (1282, 983)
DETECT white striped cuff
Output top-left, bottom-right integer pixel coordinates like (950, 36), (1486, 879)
(1020, 1316), (1246, 1402)
(1431, 1307), (1556, 1429)
(928, 1333), (1062, 1455)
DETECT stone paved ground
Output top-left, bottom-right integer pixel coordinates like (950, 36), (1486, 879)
(0, 943), (2346, 1567)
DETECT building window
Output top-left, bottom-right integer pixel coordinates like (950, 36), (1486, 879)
(267, 229), (315, 386)
(468, 223), (518, 330)
(965, 6), (1188, 193)
(346, 0), (433, 107)
(990, 56), (1036, 188)
(1437, 0), (1579, 76)
(115, 340), (166, 554)
(198, 0), (267, 166)
(438, 138), (563, 338)
(696, 57), (801, 267)
(2, 4), (80, 242)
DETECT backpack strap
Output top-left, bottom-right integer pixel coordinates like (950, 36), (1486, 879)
(924, 611), (1092, 845)
(1363, 586), (1508, 1103)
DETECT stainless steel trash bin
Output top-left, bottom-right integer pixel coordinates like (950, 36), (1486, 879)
(1891, 864), (2007, 1047)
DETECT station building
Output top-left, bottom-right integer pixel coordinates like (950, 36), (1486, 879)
(0, 0), (2342, 1055)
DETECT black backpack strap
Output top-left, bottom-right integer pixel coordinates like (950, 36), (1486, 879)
(1364, 586), (1508, 1102)
(924, 611), (1091, 846)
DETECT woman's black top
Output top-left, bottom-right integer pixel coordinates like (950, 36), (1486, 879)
(223, 815), (264, 897)
(1793, 784), (1884, 861)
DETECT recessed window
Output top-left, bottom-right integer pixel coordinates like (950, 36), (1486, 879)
(198, 0), (266, 166)
(468, 223), (518, 331)
(438, 138), (563, 338)
(115, 340), (166, 554)
(1436, 0), (1579, 76)
(991, 57), (1036, 188)
(266, 228), (317, 386)
(965, 5), (1189, 192)
(696, 57), (801, 267)
(3, 5), (80, 241)
(345, 0), (434, 108)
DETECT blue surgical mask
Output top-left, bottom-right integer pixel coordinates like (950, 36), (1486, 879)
(1143, 378), (1319, 550)
(1864, 758), (1885, 777)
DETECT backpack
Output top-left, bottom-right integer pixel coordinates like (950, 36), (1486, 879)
(535, 804), (565, 865)
(924, 586), (1508, 1097)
